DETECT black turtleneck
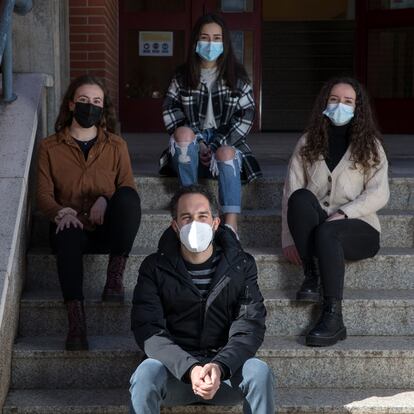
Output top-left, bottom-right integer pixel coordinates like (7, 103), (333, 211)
(326, 124), (351, 172)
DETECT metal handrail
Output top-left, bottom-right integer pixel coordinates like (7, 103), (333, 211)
(0, 0), (33, 103)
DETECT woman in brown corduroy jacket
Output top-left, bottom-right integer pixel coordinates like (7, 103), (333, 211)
(37, 75), (141, 350)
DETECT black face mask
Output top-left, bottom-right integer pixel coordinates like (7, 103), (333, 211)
(73, 102), (103, 128)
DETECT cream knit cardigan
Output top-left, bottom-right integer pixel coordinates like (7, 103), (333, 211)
(281, 134), (390, 248)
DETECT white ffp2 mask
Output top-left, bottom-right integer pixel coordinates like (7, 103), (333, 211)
(179, 221), (213, 253)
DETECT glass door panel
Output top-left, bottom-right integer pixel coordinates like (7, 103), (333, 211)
(230, 31), (254, 83)
(124, 30), (185, 100)
(367, 27), (414, 98)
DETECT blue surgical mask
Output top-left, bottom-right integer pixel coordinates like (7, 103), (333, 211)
(196, 41), (223, 62)
(323, 103), (355, 126)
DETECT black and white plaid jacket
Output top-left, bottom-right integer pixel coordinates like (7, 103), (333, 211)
(159, 73), (262, 183)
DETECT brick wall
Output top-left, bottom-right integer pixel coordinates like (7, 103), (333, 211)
(69, 0), (119, 113)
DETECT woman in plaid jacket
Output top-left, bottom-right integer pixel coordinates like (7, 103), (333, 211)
(159, 13), (262, 233)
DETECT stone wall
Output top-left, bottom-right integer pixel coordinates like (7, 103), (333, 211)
(12, 0), (69, 135)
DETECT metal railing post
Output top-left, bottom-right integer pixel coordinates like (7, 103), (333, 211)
(0, 0), (16, 58)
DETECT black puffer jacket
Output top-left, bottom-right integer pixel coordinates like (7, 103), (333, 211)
(131, 225), (266, 381)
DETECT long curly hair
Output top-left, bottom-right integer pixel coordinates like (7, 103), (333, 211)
(55, 75), (117, 133)
(179, 13), (249, 90)
(301, 77), (383, 171)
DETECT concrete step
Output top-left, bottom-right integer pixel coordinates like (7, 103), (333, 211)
(134, 176), (414, 211)
(4, 387), (414, 413)
(264, 289), (414, 336)
(18, 289), (414, 337)
(30, 209), (414, 249)
(10, 336), (414, 390)
(25, 247), (414, 294)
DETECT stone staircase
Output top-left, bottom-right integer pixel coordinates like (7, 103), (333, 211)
(3, 175), (414, 413)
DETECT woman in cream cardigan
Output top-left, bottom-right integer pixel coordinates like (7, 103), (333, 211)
(281, 77), (389, 347)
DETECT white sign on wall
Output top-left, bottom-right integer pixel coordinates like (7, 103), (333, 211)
(139, 31), (173, 56)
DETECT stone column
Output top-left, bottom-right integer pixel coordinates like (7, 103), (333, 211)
(12, 0), (70, 135)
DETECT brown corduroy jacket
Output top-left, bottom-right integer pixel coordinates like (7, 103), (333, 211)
(36, 127), (137, 226)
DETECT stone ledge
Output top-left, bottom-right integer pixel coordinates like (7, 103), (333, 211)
(10, 336), (414, 389)
(24, 247), (414, 294)
(4, 387), (414, 413)
(12, 335), (414, 358)
(0, 73), (49, 409)
(17, 291), (414, 337)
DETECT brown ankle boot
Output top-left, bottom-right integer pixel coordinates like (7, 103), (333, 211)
(102, 255), (127, 302)
(65, 300), (88, 351)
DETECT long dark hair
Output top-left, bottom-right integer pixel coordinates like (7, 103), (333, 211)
(55, 75), (117, 133)
(301, 77), (383, 171)
(180, 13), (249, 90)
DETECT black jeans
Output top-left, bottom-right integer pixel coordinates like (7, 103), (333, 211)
(287, 189), (380, 299)
(50, 186), (141, 301)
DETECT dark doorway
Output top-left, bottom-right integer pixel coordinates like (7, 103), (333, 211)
(261, 0), (355, 131)
(119, 0), (191, 132)
(356, 0), (414, 133)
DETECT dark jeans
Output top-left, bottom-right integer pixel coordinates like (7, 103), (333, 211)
(287, 189), (380, 299)
(50, 187), (141, 301)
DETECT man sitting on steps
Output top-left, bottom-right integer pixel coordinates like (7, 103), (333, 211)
(129, 184), (275, 413)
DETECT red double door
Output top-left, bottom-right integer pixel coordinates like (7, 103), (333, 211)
(119, 0), (262, 132)
(356, 1), (414, 133)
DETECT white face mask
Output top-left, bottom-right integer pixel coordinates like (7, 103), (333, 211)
(178, 221), (213, 253)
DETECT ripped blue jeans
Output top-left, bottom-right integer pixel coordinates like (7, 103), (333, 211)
(170, 129), (241, 214)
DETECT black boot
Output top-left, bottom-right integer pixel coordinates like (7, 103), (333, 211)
(296, 257), (320, 302)
(102, 255), (127, 302)
(305, 297), (347, 347)
(65, 300), (89, 351)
